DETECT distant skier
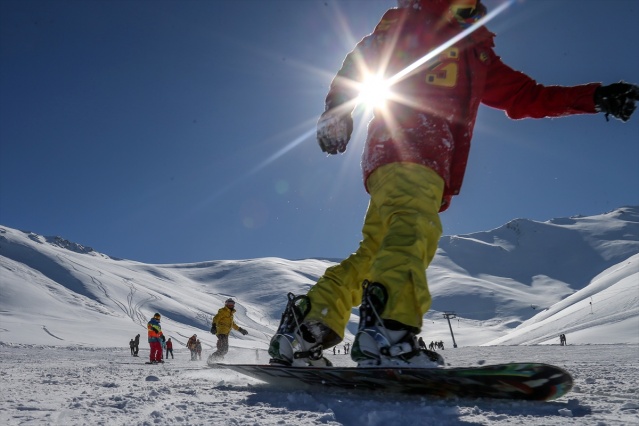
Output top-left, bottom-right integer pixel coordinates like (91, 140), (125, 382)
(187, 334), (198, 361)
(147, 313), (164, 364)
(209, 299), (248, 362)
(133, 334), (140, 357)
(418, 337), (426, 350)
(268, 0), (638, 368)
(165, 338), (174, 359)
(559, 334), (567, 346)
(160, 334), (166, 360)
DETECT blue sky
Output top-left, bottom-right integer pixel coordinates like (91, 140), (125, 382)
(1, 0), (638, 264)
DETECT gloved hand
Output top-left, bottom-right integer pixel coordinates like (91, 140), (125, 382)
(594, 82), (639, 122)
(238, 327), (248, 336)
(210, 324), (217, 335)
(317, 109), (353, 154)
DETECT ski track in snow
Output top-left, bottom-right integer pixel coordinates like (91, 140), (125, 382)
(1, 344), (637, 426)
(41, 326), (64, 341)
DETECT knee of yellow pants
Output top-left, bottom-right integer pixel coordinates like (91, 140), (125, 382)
(367, 163), (444, 330)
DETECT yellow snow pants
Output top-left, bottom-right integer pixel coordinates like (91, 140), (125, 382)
(306, 163), (444, 340)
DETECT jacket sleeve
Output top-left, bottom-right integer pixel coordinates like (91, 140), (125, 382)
(481, 53), (600, 119)
(325, 40), (369, 111)
(324, 10), (395, 111)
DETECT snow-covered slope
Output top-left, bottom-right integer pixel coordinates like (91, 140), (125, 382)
(0, 230), (332, 349)
(427, 207), (639, 333)
(485, 253), (639, 345)
(1, 206), (637, 348)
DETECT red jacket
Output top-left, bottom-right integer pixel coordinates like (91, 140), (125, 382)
(325, 5), (599, 211)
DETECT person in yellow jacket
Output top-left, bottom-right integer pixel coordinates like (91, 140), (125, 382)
(209, 299), (248, 362)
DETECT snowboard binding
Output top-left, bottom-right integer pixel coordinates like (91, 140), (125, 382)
(268, 293), (333, 367)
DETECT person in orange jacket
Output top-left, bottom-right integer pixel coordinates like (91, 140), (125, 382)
(147, 313), (163, 364)
(268, 0), (638, 368)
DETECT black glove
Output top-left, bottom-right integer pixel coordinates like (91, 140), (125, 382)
(210, 324), (217, 335)
(238, 327), (248, 336)
(594, 82), (639, 122)
(317, 109), (353, 155)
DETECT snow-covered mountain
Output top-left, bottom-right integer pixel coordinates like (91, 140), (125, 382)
(426, 206), (639, 345)
(1, 206), (637, 349)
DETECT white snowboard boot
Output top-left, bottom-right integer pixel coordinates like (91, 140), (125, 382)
(351, 281), (444, 368)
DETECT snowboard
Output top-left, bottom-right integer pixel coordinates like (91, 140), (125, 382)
(219, 362), (572, 401)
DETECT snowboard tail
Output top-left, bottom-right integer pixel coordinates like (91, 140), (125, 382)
(220, 362), (572, 401)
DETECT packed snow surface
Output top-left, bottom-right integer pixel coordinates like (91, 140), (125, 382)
(1, 344), (637, 425)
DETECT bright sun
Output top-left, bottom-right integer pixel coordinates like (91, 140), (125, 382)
(358, 74), (391, 109)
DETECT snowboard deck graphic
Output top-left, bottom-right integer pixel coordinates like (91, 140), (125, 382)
(219, 362), (572, 401)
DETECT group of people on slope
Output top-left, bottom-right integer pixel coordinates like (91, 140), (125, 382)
(141, 298), (249, 364)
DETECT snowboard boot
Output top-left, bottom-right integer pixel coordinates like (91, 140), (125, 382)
(351, 281), (444, 368)
(268, 293), (339, 367)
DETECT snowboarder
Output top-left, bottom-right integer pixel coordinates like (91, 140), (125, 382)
(147, 313), (164, 364)
(268, 0), (638, 368)
(129, 339), (135, 356)
(187, 334), (198, 361)
(133, 334), (140, 357)
(209, 299), (248, 362)
(166, 338), (174, 359)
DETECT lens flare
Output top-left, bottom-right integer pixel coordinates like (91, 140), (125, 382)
(358, 74), (392, 109)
